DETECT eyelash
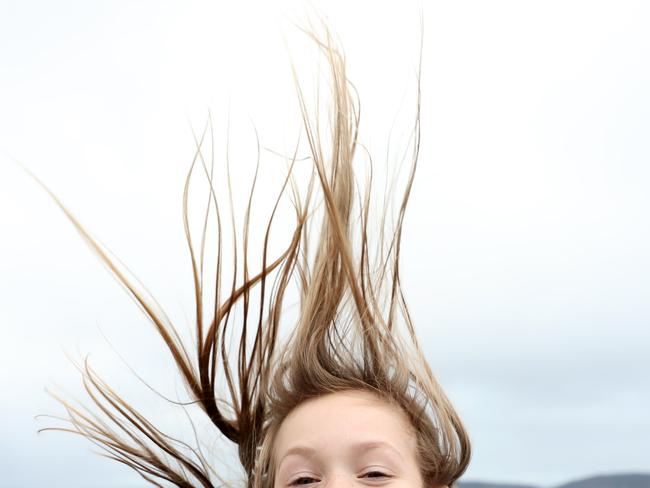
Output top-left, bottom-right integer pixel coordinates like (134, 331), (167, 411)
(363, 471), (391, 480)
(290, 478), (318, 486)
(289, 471), (391, 485)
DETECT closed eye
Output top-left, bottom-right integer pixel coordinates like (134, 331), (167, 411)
(288, 471), (390, 485)
(361, 471), (391, 480)
(290, 477), (320, 486)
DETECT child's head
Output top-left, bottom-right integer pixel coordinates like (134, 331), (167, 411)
(270, 389), (440, 488)
(250, 340), (469, 488)
(43, 21), (471, 488)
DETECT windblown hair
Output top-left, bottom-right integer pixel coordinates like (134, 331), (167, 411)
(38, 22), (470, 488)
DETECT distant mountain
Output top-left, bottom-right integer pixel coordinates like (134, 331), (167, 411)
(458, 473), (650, 488)
(459, 483), (538, 488)
(557, 474), (650, 488)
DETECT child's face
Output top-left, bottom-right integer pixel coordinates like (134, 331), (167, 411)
(272, 390), (431, 488)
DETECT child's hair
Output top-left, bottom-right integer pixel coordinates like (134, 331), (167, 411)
(38, 21), (471, 488)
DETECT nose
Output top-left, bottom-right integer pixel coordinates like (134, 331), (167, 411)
(326, 473), (354, 488)
(327, 473), (354, 488)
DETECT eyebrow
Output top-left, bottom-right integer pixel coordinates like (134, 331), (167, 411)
(279, 440), (404, 466)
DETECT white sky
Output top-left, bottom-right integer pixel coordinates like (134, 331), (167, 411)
(1, 1), (649, 486)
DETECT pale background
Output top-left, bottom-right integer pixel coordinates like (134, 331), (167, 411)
(0, 1), (649, 486)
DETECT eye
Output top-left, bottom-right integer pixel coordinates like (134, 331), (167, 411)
(361, 471), (391, 480)
(290, 476), (320, 486)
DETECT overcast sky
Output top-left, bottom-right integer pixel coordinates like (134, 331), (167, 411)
(1, 1), (649, 487)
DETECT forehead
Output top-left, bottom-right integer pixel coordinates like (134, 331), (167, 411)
(272, 390), (416, 459)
